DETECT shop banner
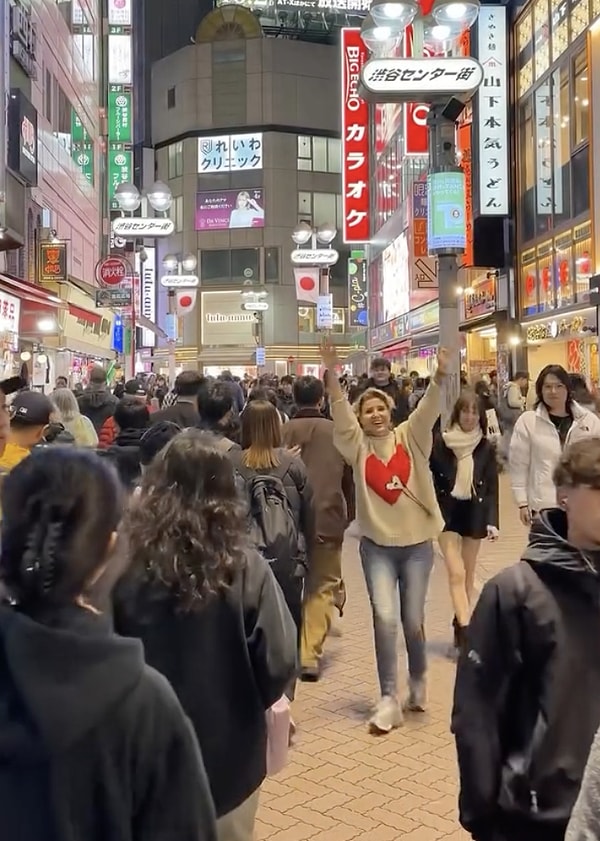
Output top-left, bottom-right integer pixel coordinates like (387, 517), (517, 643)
(195, 189), (264, 231)
(0, 290), (20, 351)
(348, 252), (368, 327)
(463, 275), (496, 320)
(108, 89), (132, 144)
(39, 241), (67, 283)
(341, 28), (369, 244)
(108, 147), (133, 209)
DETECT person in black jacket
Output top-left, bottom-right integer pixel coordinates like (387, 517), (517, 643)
(77, 366), (118, 432)
(361, 357), (410, 425)
(452, 436), (600, 841)
(150, 370), (203, 428)
(0, 447), (216, 841)
(115, 430), (297, 841)
(100, 396), (149, 488)
(430, 390), (499, 654)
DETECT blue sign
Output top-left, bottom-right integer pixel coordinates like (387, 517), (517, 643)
(112, 315), (123, 353)
(255, 346), (266, 366)
(165, 313), (177, 341)
(426, 171), (466, 254)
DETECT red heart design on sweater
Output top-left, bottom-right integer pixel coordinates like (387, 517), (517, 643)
(365, 446), (412, 505)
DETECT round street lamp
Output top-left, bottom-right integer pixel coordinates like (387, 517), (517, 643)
(291, 221), (313, 246)
(369, 0), (418, 29)
(163, 253), (179, 272)
(316, 223), (337, 245)
(114, 182), (141, 213)
(147, 181), (173, 213)
(360, 13), (402, 54)
(432, 0), (480, 31)
(181, 253), (198, 273)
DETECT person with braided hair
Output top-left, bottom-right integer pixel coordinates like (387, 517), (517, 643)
(0, 447), (217, 841)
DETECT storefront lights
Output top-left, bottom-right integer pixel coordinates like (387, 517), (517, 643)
(37, 318), (55, 333)
(370, 0), (418, 29)
(432, 0), (480, 31)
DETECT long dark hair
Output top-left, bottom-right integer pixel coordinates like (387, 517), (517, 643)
(449, 389), (488, 434)
(535, 364), (573, 412)
(0, 449), (123, 615)
(124, 430), (247, 611)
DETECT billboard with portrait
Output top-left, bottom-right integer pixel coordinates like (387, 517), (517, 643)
(195, 189), (265, 231)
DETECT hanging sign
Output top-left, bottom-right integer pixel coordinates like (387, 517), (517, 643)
(39, 241), (67, 283)
(360, 57), (483, 103)
(341, 27), (370, 244)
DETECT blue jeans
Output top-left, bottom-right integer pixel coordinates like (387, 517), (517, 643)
(359, 537), (434, 697)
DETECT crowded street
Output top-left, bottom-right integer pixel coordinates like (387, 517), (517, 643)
(257, 478), (525, 841)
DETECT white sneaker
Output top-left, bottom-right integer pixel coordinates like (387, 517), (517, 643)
(404, 677), (427, 712)
(368, 696), (403, 734)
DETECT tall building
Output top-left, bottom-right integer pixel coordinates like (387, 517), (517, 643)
(148, 5), (365, 376)
(0, 0), (115, 389)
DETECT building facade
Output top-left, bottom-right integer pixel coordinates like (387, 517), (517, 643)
(148, 7), (363, 375)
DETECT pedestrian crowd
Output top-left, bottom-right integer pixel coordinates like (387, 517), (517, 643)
(0, 348), (599, 841)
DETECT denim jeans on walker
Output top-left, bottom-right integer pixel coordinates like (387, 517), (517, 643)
(359, 537), (434, 698)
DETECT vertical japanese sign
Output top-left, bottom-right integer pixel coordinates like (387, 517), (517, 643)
(107, 3), (133, 214)
(476, 6), (509, 215)
(458, 123), (473, 266)
(535, 83), (563, 215)
(341, 28), (369, 244)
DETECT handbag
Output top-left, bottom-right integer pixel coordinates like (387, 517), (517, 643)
(265, 695), (291, 776)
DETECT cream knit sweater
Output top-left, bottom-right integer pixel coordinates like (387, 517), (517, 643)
(331, 382), (444, 547)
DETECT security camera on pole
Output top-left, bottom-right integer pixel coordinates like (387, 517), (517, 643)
(358, 0), (482, 424)
(291, 222), (338, 332)
(113, 181), (173, 380)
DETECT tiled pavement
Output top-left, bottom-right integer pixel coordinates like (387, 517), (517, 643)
(256, 478), (527, 841)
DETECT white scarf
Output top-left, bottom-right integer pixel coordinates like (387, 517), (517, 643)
(442, 426), (483, 500)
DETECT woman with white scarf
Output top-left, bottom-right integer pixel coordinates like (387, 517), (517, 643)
(430, 390), (499, 655)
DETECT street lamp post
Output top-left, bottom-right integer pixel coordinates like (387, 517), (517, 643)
(113, 181), (173, 380)
(162, 253), (199, 384)
(291, 222), (338, 335)
(358, 0), (481, 424)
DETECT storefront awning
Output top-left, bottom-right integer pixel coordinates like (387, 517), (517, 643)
(0, 273), (66, 311)
(68, 303), (101, 328)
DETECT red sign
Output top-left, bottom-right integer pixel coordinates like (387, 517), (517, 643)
(97, 256), (128, 287)
(341, 28), (369, 244)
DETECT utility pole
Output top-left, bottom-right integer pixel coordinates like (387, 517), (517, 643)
(427, 104), (463, 426)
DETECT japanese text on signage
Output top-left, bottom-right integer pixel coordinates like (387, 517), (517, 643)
(365, 63), (479, 86)
(341, 28), (369, 244)
(39, 242), (67, 283)
(198, 134), (263, 172)
(477, 6), (509, 215)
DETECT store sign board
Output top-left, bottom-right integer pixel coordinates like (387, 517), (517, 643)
(201, 291), (258, 346)
(341, 27), (370, 244)
(111, 218), (175, 238)
(410, 300), (439, 333)
(108, 34), (132, 85)
(108, 0), (132, 25)
(198, 133), (262, 173)
(136, 247), (156, 347)
(96, 288), (132, 308)
(108, 89), (132, 144)
(39, 242), (67, 283)
(463, 276), (496, 320)
(291, 249), (339, 266)
(0, 291), (21, 351)
(108, 147), (132, 208)
(427, 171), (466, 254)
(96, 255), (129, 287)
(476, 6), (510, 216)
(360, 57), (483, 103)
(160, 275), (200, 288)
(370, 313), (409, 347)
(317, 294), (334, 330)
(348, 252), (367, 327)
(8, 89), (37, 186)
(534, 82), (563, 216)
(278, 0), (369, 8)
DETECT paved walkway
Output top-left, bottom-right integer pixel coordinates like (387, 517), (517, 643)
(256, 479), (527, 841)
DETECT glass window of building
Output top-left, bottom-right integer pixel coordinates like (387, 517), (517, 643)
(572, 145), (590, 217)
(167, 87), (176, 110)
(517, 10), (534, 97)
(519, 97), (535, 242)
(265, 247), (279, 281)
(45, 68), (52, 123)
(172, 196), (183, 233)
(168, 141), (183, 179)
(570, 0), (589, 41)
(231, 248), (259, 283)
(533, 0), (550, 80)
(555, 230), (574, 307)
(200, 250), (230, 284)
(574, 221), (592, 302)
(573, 51), (589, 145)
(57, 86), (72, 154)
(551, 0), (569, 62)
(593, 0), (600, 23)
(298, 191), (312, 221)
(296, 136), (342, 173)
(313, 192), (337, 227)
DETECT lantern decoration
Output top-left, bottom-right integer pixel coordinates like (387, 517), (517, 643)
(579, 251), (591, 275)
(541, 265), (551, 291)
(525, 273), (536, 297)
(559, 260), (569, 287)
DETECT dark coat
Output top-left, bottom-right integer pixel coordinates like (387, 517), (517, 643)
(150, 400), (199, 429)
(114, 551), (297, 818)
(77, 386), (117, 433)
(430, 434), (499, 531)
(0, 604), (216, 841)
(453, 510), (600, 841)
(98, 428), (146, 489)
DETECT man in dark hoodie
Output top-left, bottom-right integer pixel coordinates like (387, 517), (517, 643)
(197, 382), (240, 451)
(77, 366), (117, 433)
(453, 437), (600, 841)
(362, 357), (409, 424)
(99, 397), (149, 488)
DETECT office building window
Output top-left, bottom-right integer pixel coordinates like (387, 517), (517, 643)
(168, 141), (183, 179)
(167, 87), (176, 109)
(265, 247), (279, 281)
(297, 192), (343, 229)
(200, 248), (260, 285)
(573, 51), (589, 146)
(45, 68), (52, 123)
(297, 135), (342, 173)
(172, 196), (183, 232)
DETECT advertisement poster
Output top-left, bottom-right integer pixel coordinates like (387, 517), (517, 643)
(198, 134), (263, 173)
(427, 171), (466, 252)
(195, 189), (265, 231)
(381, 233), (410, 323)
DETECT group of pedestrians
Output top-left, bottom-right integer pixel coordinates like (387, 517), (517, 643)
(1, 349), (600, 840)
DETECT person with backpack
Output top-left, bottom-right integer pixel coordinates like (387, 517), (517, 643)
(114, 431), (297, 841)
(453, 436), (600, 841)
(229, 400), (314, 668)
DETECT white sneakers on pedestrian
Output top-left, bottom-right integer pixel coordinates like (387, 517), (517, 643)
(369, 679), (428, 734)
(404, 677), (428, 713)
(368, 696), (403, 734)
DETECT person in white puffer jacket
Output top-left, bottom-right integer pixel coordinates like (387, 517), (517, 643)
(510, 364), (600, 527)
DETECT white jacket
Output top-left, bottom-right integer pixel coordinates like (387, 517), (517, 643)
(509, 401), (600, 511)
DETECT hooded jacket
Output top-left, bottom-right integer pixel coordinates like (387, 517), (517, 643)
(452, 509), (600, 841)
(0, 603), (216, 841)
(114, 551), (297, 818)
(77, 385), (118, 433)
(100, 428), (146, 488)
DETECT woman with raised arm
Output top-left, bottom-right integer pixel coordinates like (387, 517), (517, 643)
(320, 340), (448, 734)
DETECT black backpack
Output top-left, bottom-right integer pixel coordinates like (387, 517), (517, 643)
(236, 463), (301, 578)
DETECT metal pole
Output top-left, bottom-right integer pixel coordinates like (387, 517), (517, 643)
(167, 289), (176, 384)
(427, 104), (461, 427)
